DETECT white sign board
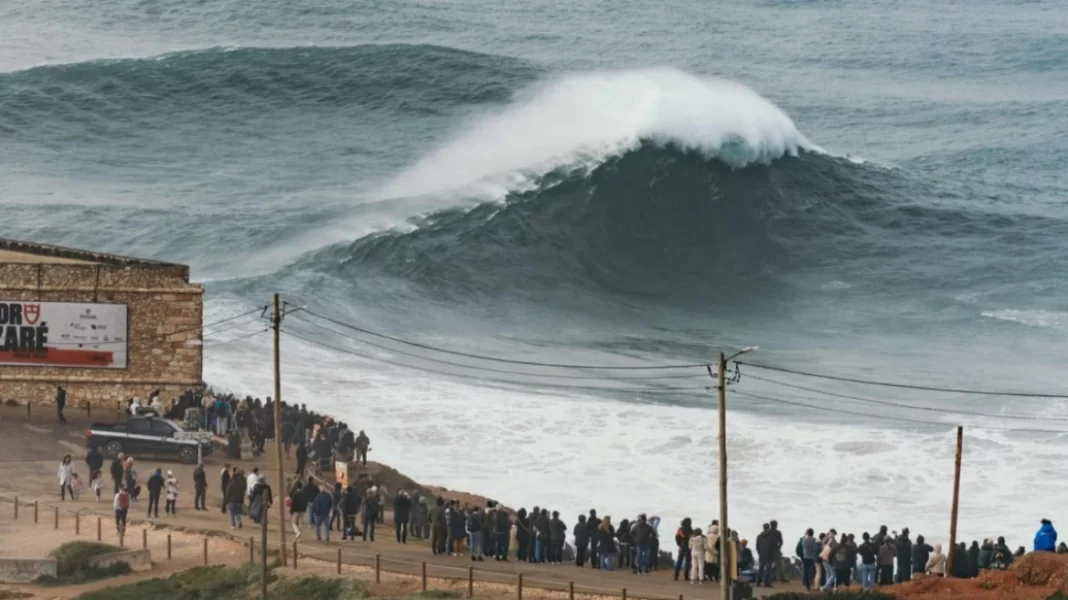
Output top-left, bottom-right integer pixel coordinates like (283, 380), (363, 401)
(0, 301), (129, 368)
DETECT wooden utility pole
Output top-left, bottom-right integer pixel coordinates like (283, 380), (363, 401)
(717, 352), (731, 600)
(261, 504), (268, 600)
(947, 426), (963, 576)
(273, 293), (288, 566)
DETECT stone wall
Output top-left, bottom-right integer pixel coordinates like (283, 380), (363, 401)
(0, 253), (203, 408)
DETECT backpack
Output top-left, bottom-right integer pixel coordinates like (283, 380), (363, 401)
(118, 491), (130, 510)
(796, 537), (804, 558)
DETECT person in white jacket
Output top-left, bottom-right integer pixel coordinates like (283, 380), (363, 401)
(689, 528), (707, 583)
(164, 470), (179, 515)
(58, 455), (76, 501)
(926, 543), (946, 576)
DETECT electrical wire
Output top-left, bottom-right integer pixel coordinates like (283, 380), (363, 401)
(741, 371), (1068, 422)
(280, 327), (712, 395)
(42, 307), (267, 347)
(731, 389), (1068, 435)
(288, 313), (706, 381)
(204, 327), (269, 349)
(737, 361), (1068, 399)
(301, 308), (714, 371)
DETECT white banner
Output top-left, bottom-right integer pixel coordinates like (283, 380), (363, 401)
(0, 301), (129, 368)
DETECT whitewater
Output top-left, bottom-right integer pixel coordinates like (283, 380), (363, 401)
(5, 0), (1068, 551)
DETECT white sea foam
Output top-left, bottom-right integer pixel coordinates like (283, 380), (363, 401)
(204, 300), (1068, 547)
(981, 309), (1068, 329)
(379, 68), (819, 201)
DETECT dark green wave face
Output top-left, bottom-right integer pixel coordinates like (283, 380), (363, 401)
(4, 0), (1068, 548)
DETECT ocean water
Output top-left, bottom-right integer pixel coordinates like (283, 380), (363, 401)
(3, 0), (1068, 546)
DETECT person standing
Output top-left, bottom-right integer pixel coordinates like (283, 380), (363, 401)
(689, 528), (707, 584)
(85, 446), (103, 479)
(466, 507), (485, 562)
(706, 523), (721, 582)
(633, 514), (654, 575)
(858, 532), (877, 589)
(586, 509), (600, 569)
(295, 440), (308, 477)
(363, 487), (380, 542)
(895, 528), (913, 583)
(574, 515), (589, 566)
(926, 544), (946, 576)
(220, 464), (231, 513)
(58, 455), (76, 500)
(912, 535), (933, 577)
(515, 508), (531, 561)
(56, 386), (67, 424)
(341, 485), (362, 541)
(493, 505), (511, 560)
(756, 523), (774, 587)
(769, 520), (785, 583)
(355, 430), (370, 466)
(113, 485), (130, 535)
(1035, 519), (1058, 552)
(877, 537), (896, 585)
(110, 453), (125, 495)
(192, 463), (207, 510)
(598, 517), (617, 571)
(394, 491), (412, 544)
(145, 468), (164, 517)
(674, 518), (694, 581)
(289, 481), (309, 543)
(430, 498), (447, 555)
(800, 528), (818, 591)
(225, 472), (246, 529)
(550, 511), (567, 564)
(164, 470), (178, 515)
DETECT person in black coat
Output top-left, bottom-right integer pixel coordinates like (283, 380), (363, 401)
(574, 515), (589, 566)
(85, 446), (103, 475)
(341, 486), (362, 541)
(110, 455), (124, 495)
(220, 464), (232, 512)
(394, 491), (412, 544)
(586, 509), (600, 569)
(951, 542), (970, 577)
(515, 509), (531, 561)
(894, 529), (913, 583)
(145, 468), (164, 518)
(295, 440), (308, 477)
(192, 463), (207, 510)
(967, 541), (980, 578)
(56, 386), (67, 424)
(911, 535), (933, 577)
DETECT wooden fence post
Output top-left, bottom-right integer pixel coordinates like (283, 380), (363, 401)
(119, 531), (125, 547)
(249, 537), (254, 563)
(203, 538), (208, 566)
(97, 517), (101, 541)
(13, 496), (17, 519)
(54, 506), (59, 529)
(167, 534), (172, 560)
(422, 561), (428, 591)
(622, 588), (627, 600)
(76, 512), (80, 535)
(468, 566), (474, 597)
(569, 582), (574, 600)
(517, 574), (523, 600)
(375, 554), (381, 583)
(337, 548), (342, 574)
(292, 542), (298, 568)
(33, 501), (38, 524)
(142, 528), (147, 549)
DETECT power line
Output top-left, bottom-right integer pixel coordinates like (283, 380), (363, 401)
(301, 308), (713, 371)
(43, 307), (266, 347)
(204, 328), (269, 349)
(731, 389), (1068, 435)
(737, 361), (1068, 399)
(741, 371), (1068, 422)
(280, 327), (712, 395)
(289, 313), (706, 381)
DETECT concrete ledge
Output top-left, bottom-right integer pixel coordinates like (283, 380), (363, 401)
(0, 558), (58, 583)
(88, 548), (152, 572)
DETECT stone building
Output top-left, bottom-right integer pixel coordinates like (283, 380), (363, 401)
(0, 238), (202, 408)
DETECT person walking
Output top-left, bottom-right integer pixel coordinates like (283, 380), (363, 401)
(312, 486), (333, 541)
(295, 440), (308, 477)
(164, 470), (178, 515)
(123, 458), (139, 501)
(113, 485), (130, 535)
(146, 468), (164, 517)
(363, 487), (380, 542)
(85, 446), (103, 480)
(341, 485), (362, 541)
(56, 386), (67, 424)
(289, 481), (309, 543)
(58, 455), (76, 501)
(224, 471), (246, 529)
(192, 462), (207, 510)
(110, 453), (125, 496)
(689, 528), (707, 583)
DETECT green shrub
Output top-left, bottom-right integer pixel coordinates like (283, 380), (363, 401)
(271, 576), (368, 600)
(1045, 591), (1068, 600)
(49, 541), (121, 577)
(75, 564), (265, 600)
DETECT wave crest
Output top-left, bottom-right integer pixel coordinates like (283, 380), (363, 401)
(380, 68), (819, 200)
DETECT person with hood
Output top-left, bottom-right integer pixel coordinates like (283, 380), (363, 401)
(224, 470), (246, 529)
(288, 481), (310, 543)
(705, 524), (721, 582)
(515, 508), (530, 561)
(220, 464), (231, 512)
(1059, 542), (1068, 554)
(1035, 519), (1058, 552)
(363, 487), (380, 541)
(951, 542), (969, 577)
(598, 516), (617, 571)
(991, 536), (1014, 569)
(800, 528), (818, 591)
(192, 462), (207, 511)
(689, 528), (707, 583)
(430, 497), (447, 555)
(586, 509), (600, 569)
(831, 535), (853, 589)
(912, 535), (933, 577)
(549, 511), (567, 564)
(413, 496), (430, 539)
(633, 514), (654, 574)
(872, 525), (889, 549)
(146, 468), (164, 517)
(617, 518), (633, 570)
(674, 517), (694, 581)
(926, 543), (946, 576)
(967, 541), (980, 577)
(312, 486), (333, 541)
(493, 505), (511, 561)
(249, 477), (272, 524)
(978, 538), (994, 570)
(85, 446), (103, 479)
(394, 491), (412, 544)
(756, 522), (774, 587)
(894, 528), (913, 583)
(877, 536), (896, 585)
(164, 470), (178, 515)
(573, 515), (588, 566)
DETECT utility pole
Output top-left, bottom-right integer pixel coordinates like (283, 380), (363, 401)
(717, 352), (730, 600)
(947, 426), (963, 577)
(273, 294), (287, 566)
(261, 503), (268, 600)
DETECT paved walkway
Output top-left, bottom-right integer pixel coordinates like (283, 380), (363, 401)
(0, 406), (793, 599)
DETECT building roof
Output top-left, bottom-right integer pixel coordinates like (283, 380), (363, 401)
(0, 238), (186, 268)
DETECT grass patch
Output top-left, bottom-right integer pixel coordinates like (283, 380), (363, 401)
(37, 541), (130, 585)
(271, 576), (369, 600)
(1046, 592), (1068, 600)
(75, 564), (268, 600)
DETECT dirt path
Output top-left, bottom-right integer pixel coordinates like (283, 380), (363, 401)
(0, 406), (790, 599)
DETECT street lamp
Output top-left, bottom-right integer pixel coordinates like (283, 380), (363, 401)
(716, 346), (757, 600)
